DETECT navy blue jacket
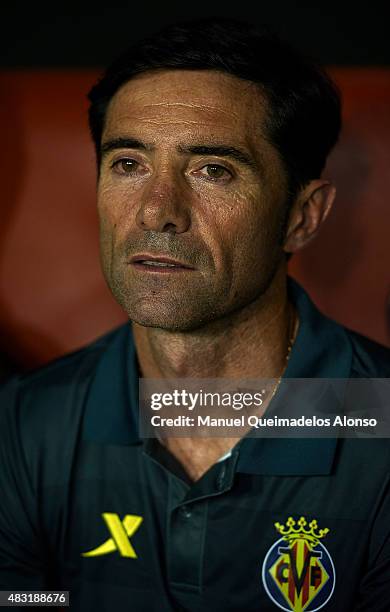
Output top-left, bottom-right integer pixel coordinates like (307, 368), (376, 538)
(1, 280), (390, 611)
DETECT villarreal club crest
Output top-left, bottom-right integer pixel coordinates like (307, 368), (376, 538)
(262, 516), (335, 611)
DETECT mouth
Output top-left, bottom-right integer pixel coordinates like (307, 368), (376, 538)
(129, 255), (195, 273)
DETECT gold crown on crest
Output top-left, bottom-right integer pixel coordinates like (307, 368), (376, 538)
(275, 516), (330, 548)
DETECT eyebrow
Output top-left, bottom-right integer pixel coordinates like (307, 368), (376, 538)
(100, 138), (259, 172)
(101, 137), (152, 155)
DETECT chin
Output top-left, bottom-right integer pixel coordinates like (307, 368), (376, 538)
(128, 313), (210, 333)
(126, 301), (220, 333)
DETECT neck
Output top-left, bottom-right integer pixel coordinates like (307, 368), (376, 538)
(132, 268), (295, 380)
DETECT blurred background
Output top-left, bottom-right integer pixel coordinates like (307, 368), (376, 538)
(0, 4), (389, 381)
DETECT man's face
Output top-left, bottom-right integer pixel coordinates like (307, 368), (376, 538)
(97, 69), (289, 331)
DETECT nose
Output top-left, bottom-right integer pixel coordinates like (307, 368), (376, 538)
(135, 172), (191, 234)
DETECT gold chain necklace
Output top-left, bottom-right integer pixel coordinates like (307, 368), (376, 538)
(266, 305), (299, 406)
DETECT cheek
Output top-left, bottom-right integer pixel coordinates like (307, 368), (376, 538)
(97, 184), (125, 278)
(226, 191), (264, 247)
(97, 181), (134, 243)
(227, 192), (283, 275)
(97, 181), (116, 227)
(190, 189), (266, 274)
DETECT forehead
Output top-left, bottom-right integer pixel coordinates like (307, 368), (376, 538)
(103, 69), (269, 145)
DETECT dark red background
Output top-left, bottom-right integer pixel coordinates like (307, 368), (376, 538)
(0, 68), (389, 370)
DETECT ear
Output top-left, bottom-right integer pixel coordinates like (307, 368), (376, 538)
(283, 180), (336, 254)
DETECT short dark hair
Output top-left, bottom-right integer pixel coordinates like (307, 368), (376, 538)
(88, 18), (341, 202)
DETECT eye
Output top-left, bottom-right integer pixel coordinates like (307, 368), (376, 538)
(197, 164), (232, 182)
(111, 158), (140, 175)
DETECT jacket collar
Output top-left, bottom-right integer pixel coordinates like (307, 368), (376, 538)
(83, 324), (140, 445)
(237, 279), (352, 475)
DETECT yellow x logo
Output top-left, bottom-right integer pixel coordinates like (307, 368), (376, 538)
(82, 513), (143, 558)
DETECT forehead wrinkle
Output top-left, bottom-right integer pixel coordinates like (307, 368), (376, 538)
(109, 105), (242, 125)
(135, 101), (242, 118)
(106, 72), (270, 141)
(104, 111), (246, 139)
(115, 118), (234, 128)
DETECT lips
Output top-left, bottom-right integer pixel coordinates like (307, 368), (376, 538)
(130, 255), (195, 271)
(141, 261), (178, 267)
